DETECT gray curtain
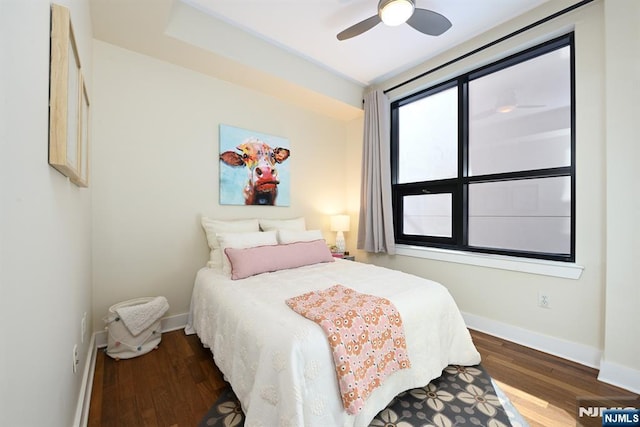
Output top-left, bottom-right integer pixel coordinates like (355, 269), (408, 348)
(357, 89), (396, 254)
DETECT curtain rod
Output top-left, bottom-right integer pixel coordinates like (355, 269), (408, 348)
(383, 0), (593, 95)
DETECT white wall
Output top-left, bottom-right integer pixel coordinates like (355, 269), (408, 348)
(360, 1), (609, 362)
(91, 41), (363, 329)
(0, 0), (93, 425)
(600, 0), (640, 392)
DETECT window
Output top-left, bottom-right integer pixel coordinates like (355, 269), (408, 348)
(391, 34), (574, 262)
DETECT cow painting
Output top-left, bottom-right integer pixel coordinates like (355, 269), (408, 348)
(220, 137), (291, 206)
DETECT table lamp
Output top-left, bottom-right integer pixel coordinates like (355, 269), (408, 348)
(330, 215), (350, 253)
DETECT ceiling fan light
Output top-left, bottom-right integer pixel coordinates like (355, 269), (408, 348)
(379, 0), (415, 26)
(495, 90), (517, 113)
(496, 104), (517, 113)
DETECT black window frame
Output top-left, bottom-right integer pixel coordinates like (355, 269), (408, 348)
(391, 33), (576, 262)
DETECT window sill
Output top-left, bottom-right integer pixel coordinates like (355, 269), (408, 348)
(395, 245), (584, 279)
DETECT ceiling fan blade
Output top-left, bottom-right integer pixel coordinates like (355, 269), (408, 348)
(337, 15), (381, 40)
(472, 109), (496, 120)
(406, 8), (452, 36)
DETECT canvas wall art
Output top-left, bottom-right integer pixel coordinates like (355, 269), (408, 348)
(49, 4), (90, 187)
(219, 125), (291, 206)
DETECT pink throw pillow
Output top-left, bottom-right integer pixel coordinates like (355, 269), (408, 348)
(224, 240), (334, 280)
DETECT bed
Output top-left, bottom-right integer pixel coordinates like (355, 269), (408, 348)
(186, 219), (480, 427)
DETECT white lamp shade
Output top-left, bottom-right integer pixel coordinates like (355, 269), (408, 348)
(379, 0), (415, 26)
(331, 215), (350, 253)
(330, 215), (350, 232)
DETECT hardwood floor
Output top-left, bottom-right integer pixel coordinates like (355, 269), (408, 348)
(471, 330), (639, 427)
(88, 329), (227, 427)
(88, 329), (639, 426)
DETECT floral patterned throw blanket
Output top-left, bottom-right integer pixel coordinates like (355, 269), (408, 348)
(285, 284), (411, 415)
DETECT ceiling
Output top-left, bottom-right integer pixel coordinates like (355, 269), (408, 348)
(90, 0), (554, 119)
(178, 0), (549, 85)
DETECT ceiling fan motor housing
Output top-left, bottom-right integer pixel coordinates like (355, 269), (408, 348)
(378, 0), (416, 26)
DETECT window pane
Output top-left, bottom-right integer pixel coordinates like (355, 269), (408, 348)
(468, 177), (571, 254)
(468, 46), (571, 176)
(398, 87), (458, 183)
(403, 193), (452, 238)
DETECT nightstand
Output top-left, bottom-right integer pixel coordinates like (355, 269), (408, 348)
(343, 255), (355, 261)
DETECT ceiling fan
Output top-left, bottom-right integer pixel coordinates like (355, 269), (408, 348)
(337, 0), (452, 41)
(472, 90), (546, 120)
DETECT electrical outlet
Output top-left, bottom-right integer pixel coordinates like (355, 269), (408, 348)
(72, 344), (79, 374)
(538, 292), (551, 309)
(81, 312), (87, 343)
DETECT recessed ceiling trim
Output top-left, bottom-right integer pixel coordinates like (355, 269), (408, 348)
(167, 1), (364, 109)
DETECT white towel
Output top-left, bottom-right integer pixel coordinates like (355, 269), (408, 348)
(116, 296), (169, 336)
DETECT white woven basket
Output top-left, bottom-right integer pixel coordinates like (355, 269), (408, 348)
(104, 297), (162, 360)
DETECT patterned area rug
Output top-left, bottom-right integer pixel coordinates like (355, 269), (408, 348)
(198, 364), (529, 427)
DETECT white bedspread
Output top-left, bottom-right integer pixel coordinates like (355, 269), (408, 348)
(186, 259), (480, 427)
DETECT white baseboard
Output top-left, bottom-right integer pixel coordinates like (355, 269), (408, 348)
(94, 312), (189, 348)
(462, 311), (602, 368)
(598, 360), (640, 395)
(73, 333), (98, 427)
(161, 312), (190, 333)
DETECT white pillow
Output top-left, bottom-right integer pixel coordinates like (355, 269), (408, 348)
(201, 217), (260, 268)
(278, 229), (323, 244)
(217, 230), (278, 275)
(259, 217), (306, 232)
